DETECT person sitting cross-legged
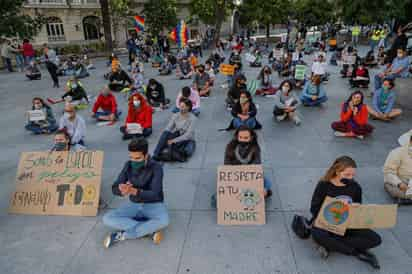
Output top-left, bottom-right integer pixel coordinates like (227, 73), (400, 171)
(349, 63), (370, 88)
(177, 57), (193, 80)
(91, 86), (121, 122)
(172, 86), (200, 116)
(103, 138), (169, 248)
(367, 79), (402, 121)
(153, 98), (196, 162)
(374, 48), (409, 90)
(146, 79), (170, 109)
(25, 97), (58, 134)
(47, 77), (89, 106)
(59, 104), (86, 151)
(230, 91), (261, 130)
(383, 132), (412, 205)
(273, 80), (301, 126)
(120, 93), (153, 140)
(300, 74), (328, 107)
(193, 64), (211, 97)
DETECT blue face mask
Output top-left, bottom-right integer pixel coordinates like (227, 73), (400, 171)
(130, 160), (144, 170)
(55, 142), (67, 151)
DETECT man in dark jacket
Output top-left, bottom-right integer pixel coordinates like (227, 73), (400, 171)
(103, 139), (169, 248)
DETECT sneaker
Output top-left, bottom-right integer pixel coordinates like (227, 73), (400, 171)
(317, 246), (329, 259)
(356, 250), (380, 269)
(293, 116), (301, 126)
(103, 231), (125, 248)
(276, 114), (287, 122)
(152, 231), (163, 245)
(356, 135), (364, 140)
(397, 198), (412, 205)
(334, 131), (346, 137)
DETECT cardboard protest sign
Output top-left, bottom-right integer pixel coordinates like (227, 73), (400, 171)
(219, 64), (235, 76)
(127, 123), (143, 134)
(9, 151), (104, 216)
(294, 65), (307, 81)
(274, 49), (283, 59)
(217, 165), (265, 225)
(28, 110), (46, 122)
(314, 196), (398, 236)
(245, 53), (256, 63)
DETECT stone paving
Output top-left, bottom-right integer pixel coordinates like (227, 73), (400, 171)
(0, 47), (411, 274)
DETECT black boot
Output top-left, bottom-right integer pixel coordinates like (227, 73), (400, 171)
(356, 250), (380, 269)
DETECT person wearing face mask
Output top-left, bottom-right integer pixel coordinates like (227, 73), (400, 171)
(374, 48), (409, 90)
(47, 77), (89, 105)
(130, 64), (145, 95)
(146, 79), (170, 109)
(204, 60), (216, 86)
(383, 132), (412, 204)
(349, 62), (370, 88)
(109, 64), (133, 92)
(58, 104), (86, 151)
(229, 91), (261, 130)
(193, 64), (211, 97)
(300, 74), (328, 107)
(91, 86), (120, 122)
(120, 93), (153, 140)
(177, 57), (193, 80)
(310, 156), (382, 269)
(159, 56), (173, 76)
(226, 74), (247, 109)
(25, 97), (58, 134)
(173, 86), (200, 116)
(103, 138), (169, 248)
(153, 98), (196, 162)
(25, 61), (42, 80)
(368, 79), (402, 121)
(311, 54), (328, 82)
(332, 91), (373, 139)
(256, 66), (276, 96)
(51, 129), (71, 151)
(273, 80), (301, 126)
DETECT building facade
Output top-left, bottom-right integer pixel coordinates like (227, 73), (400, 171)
(22, 0), (234, 47)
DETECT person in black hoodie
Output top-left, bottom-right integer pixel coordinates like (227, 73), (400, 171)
(146, 79), (170, 109)
(103, 138), (169, 248)
(230, 91), (261, 130)
(310, 156), (381, 269)
(226, 74), (247, 109)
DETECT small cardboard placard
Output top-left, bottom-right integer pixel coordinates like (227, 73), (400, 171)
(127, 123), (143, 134)
(294, 65), (307, 80)
(28, 110), (46, 122)
(217, 165), (266, 225)
(9, 151), (104, 216)
(273, 49), (283, 59)
(219, 64), (235, 76)
(245, 53), (256, 63)
(314, 196), (397, 236)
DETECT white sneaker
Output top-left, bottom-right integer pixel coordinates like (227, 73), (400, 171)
(356, 135), (364, 140)
(334, 131), (346, 137)
(276, 114), (287, 122)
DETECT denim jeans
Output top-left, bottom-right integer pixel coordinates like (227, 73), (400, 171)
(233, 117), (256, 129)
(2, 57), (13, 72)
(24, 56), (34, 66)
(300, 95), (328, 106)
(15, 54), (24, 71)
(153, 130), (196, 158)
(374, 73), (399, 90)
(103, 201), (169, 240)
(172, 106), (200, 116)
(25, 123), (58, 134)
(95, 110), (121, 120)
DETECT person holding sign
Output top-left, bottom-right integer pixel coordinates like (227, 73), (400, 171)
(25, 97), (58, 134)
(311, 54), (328, 82)
(120, 93), (153, 140)
(230, 91), (260, 130)
(273, 80), (301, 126)
(153, 98), (196, 162)
(331, 91), (373, 139)
(103, 139), (169, 248)
(59, 104), (86, 151)
(368, 79), (402, 121)
(256, 66), (277, 96)
(146, 79), (170, 109)
(311, 156), (381, 269)
(383, 132), (412, 204)
(300, 75), (328, 107)
(349, 62), (370, 88)
(173, 87), (200, 116)
(91, 86), (120, 122)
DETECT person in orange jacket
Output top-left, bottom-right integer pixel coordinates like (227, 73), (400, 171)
(331, 91), (374, 140)
(120, 93), (153, 140)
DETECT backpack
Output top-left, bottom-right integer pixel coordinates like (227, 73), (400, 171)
(291, 214), (311, 239)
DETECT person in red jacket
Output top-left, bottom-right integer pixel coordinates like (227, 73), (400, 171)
(331, 91), (374, 139)
(22, 39), (35, 65)
(91, 86), (120, 122)
(120, 93), (153, 140)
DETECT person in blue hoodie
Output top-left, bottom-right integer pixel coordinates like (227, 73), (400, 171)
(368, 79), (402, 121)
(103, 138), (169, 248)
(300, 74), (328, 106)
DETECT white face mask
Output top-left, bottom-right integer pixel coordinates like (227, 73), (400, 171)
(397, 53), (403, 58)
(64, 112), (71, 119)
(133, 100), (140, 108)
(282, 86), (289, 93)
(71, 83), (78, 89)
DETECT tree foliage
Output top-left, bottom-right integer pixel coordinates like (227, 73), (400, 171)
(143, 0), (178, 35)
(0, 0), (45, 39)
(189, 0), (233, 26)
(293, 0), (335, 27)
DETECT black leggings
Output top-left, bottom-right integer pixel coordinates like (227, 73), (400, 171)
(311, 227), (381, 255)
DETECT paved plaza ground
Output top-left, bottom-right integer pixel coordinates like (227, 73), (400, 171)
(0, 47), (411, 274)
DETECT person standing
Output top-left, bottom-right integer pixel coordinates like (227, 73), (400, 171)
(44, 44), (60, 88)
(351, 24), (361, 47)
(22, 39), (35, 66)
(12, 39), (24, 72)
(1, 39), (14, 72)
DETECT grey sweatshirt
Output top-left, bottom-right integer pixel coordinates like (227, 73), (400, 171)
(274, 90), (300, 110)
(165, 113), (196, 143)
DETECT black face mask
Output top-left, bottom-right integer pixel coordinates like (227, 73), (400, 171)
(238, 141), (250, 148)
(340, 178), (355, 185)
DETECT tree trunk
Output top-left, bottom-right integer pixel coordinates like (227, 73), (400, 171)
(266, 23), (270, 38)
(100, 0), (113, 51)
(212, 0), (226, 49)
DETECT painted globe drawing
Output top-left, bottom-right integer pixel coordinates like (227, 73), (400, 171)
(323, 201), (350, 225)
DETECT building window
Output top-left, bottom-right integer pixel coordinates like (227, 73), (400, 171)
(46, 17), (66, 42)
(83, 16), (101, 40)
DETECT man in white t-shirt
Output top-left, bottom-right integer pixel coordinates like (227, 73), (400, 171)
(311, 54), (328, 81)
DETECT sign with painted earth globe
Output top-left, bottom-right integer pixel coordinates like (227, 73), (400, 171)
(323, 201), (349, 225)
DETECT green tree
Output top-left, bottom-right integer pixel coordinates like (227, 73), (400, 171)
(0, 0), (44, 39)
(143, 0), (178, 35)
(239, 0), (291, 38)
(100, 0), (113, 51)
(293, 0), (335, 27)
